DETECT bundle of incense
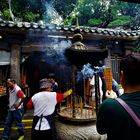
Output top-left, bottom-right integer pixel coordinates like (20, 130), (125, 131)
(70, 97), (73, 117)
(91, 99), (95, 115)
(59, 103), (61, 112)
(79, 97), (83, 117)
(66, 97), (69, 108)
(104, 67), (112, 91)
(70, 96), (72, 108)
(70, 95), (72, 109)
(66, 94), (71, 106)
(88, 106), (90, 118)
(77, 96), (80, 112)
(75, 96), (78, 113)
(85, 78), (91, 96)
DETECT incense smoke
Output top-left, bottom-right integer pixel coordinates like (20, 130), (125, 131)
(44, 1), (63, 25)
(76, 63), (105, 82)
(44, 39), (71, 65)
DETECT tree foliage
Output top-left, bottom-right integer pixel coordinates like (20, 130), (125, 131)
(53, 0), (77, 19)
(88, 18), (102, 26)
(0, 0), (140, 29)
(108, 15), (131, 27)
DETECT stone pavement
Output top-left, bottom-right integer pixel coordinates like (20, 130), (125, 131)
(0, 109), (107, 140)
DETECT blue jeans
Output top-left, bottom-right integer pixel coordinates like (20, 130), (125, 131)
(3, 109), (24, 139)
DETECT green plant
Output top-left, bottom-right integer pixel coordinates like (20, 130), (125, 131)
(87, 18), (102, 26)
(23, 12), (40, 22)
(108, 16), (131, 27)
(2, 9), (11, 20)
(132, 37), (140, 52)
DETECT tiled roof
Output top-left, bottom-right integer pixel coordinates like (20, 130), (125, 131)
(0, 19), (140, 40)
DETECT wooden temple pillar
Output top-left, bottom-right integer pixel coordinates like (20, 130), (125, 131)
(10, 44), (21, 84)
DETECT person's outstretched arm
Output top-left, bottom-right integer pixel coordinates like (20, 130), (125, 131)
(57, 89), (73, 103)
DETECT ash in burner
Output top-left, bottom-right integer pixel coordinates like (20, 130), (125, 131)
(58, 95), (96, 123)
(58, 96), (96, 123)
(58, 107), (96, 123)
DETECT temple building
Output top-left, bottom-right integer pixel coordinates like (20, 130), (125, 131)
(0, 19), (140, 93)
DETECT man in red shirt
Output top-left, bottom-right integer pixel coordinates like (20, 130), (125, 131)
(2, 78), (26, 140)
(27, 78), (72, 140)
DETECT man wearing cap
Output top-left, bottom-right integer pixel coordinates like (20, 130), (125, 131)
(26, 78), (72, 140)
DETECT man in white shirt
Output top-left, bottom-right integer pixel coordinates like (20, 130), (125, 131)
(27, 78), (72, 140)
(2, 79), (26, 140)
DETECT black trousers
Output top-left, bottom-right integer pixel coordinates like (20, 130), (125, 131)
(31, 129), (53, 140)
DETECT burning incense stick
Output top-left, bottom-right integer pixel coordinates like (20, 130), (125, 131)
(79, 97), (83, 117)
(91, 99), (95, 115)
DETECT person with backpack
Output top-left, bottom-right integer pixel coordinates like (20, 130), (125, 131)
(96, 53), (140, 140)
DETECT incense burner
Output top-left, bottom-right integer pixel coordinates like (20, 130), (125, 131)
(58, 27), (108, 123)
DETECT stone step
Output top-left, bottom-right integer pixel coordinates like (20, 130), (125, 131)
(0, 118), (33, 131)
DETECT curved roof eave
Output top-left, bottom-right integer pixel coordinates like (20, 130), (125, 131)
(0, 19), (139, 41)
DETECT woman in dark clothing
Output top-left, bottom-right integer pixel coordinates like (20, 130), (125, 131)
(96, 53), (140, 140)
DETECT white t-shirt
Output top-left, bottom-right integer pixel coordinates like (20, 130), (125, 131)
(32, 91), (57, 130)
(9, 85), (23, 111)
